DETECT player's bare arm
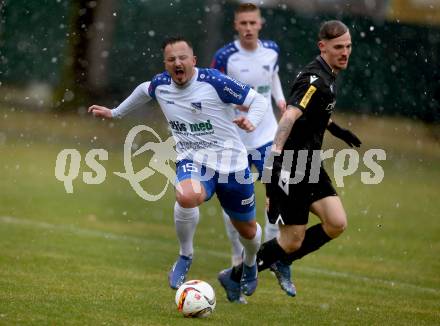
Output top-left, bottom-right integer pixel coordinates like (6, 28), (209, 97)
(273, 106), (302, 153)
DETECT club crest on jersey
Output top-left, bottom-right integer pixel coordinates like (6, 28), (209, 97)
(190, 102), (202, 114)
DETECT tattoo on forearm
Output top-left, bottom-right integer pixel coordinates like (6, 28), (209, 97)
(274, 115), (295, 151)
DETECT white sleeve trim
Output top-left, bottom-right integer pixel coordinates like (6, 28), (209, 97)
(240, 87), (255, 108)
(246, 91), (268, 128)
(111, 82), (152, 119)
(271, 72), (285, 103)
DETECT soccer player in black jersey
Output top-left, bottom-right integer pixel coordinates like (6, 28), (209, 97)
(218, 20), (362, 298)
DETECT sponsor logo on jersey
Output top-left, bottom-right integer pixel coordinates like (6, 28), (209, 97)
(189, 120), (212, 132)
(169, 120), (187, 132)
(166, 100), (174, 104)
(225, 75), (247, 90)
(223, 86), (243, 100)
(257, 85), (270, 95)
(310, 75), (318, 83)
(299, 85), (317, 109)
(263, 65), (270, 72)
(169, 119), (213, 134)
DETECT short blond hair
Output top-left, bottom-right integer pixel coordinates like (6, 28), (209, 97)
(234, 3), (260, 18)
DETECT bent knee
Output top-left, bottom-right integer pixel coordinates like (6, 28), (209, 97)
(282, 240), (302, 254)
(324, 215), (347, 238)
(240, 227), (256, 240)
(176, 192), (204, 208)
(234, 221), (257, 239)
(278, 237), (303, 254)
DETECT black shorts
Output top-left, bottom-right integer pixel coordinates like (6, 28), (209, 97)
(266, 167), (337, 225)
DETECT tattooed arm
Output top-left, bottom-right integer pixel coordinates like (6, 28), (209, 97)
(272, 105), (303, 153)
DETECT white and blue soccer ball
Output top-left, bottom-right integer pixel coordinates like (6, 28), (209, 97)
(175, 280), (216, 318)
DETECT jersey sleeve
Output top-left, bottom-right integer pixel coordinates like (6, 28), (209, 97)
(210, 49), (226, 73)
(262, 40), (280, 72)
(287, 73), (321, 111)
(271, 72), (285, 103)
(111, 82), (152, 119)
(210, 42), (238, 74)
(198, 68), (254, 106)
(245, 91), (268, 128)
(147, 72), (172, 99)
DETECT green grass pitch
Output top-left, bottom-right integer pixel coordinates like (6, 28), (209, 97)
(0, 109), (439, 325)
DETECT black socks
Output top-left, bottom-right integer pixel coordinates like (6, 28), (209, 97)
(256, 238), (289, 272)
(283, 223), (332, 264)
(229, 224), (332, 282)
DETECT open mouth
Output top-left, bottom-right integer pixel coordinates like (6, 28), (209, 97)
(175, 68), (184, 78)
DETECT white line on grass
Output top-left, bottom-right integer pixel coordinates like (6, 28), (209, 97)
(1, 215), (439, 296)
(300, 266), (440, 295)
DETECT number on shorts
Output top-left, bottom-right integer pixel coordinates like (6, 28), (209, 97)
(182, 162), (198, 173)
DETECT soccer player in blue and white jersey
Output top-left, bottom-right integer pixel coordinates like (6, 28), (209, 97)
(88, 37), (268, 297)
(211, 3), (295, 301)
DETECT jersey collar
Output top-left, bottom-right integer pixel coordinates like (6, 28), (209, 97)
(316, 55), (336, 78)
(235, 39), (260, 54)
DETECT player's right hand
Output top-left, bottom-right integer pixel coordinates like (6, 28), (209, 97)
(88, 105), (112, 119)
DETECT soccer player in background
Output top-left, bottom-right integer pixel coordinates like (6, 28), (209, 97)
(88, 36), (268, 296)
(211, 3), (295, 302)
(218, 20), (362, 298)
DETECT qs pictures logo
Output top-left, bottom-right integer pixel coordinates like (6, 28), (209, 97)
(54, 125), (177, 201)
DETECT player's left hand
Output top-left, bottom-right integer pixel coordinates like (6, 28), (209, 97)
(327, 122), (361, 147)
(277, 99), (287, 114)
(233, 116), (255, 132)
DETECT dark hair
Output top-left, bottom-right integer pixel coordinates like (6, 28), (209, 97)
(161, 36), (193, 51)
(318, 20), (349, 40)
(234, 3), (260, 16)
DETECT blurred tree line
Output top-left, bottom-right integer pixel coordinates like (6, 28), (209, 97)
(0, 0), (439, 122)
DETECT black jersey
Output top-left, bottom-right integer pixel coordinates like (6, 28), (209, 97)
(285, 56), (337, 151)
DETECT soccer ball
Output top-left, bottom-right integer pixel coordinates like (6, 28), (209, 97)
(175, 280), (216, 318)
